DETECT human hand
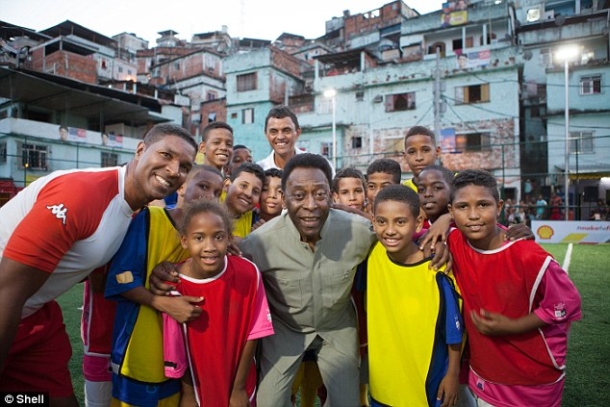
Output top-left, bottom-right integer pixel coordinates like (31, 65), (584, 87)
(437, 373), (459, 407)
(228, 239), (243, 256)
(427, 241), (452, 272)
(470, 309), (514, 336)
(155, 295), (203, 324)
(149, 261), (179, 295)
(229, 388), (250, 407)
(251, 218), (266, 232)
(504, 223), (534, 241)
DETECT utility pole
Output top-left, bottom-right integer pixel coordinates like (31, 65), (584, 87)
(433, 49), (442, 141)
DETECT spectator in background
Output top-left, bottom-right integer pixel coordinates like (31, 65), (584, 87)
(596, 199), (608, 220)
(536, 194), (548, 220)
(549, 192), (564, 220)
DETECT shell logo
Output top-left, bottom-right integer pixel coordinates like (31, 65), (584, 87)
(537, 225), (554, 240)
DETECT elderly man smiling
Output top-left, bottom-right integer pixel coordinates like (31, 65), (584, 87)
(241, 153), (376, 406)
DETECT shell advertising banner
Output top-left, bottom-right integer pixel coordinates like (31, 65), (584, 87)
(532, 221), (610, 244)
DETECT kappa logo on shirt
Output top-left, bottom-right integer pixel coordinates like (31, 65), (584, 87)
(46, 203), (68, 225)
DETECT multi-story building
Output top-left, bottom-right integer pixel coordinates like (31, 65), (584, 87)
(0, 66), (183, 204)
(223, 47), (311, 158)
(292, 0), (523, 199)
(516, 0), (610, 214)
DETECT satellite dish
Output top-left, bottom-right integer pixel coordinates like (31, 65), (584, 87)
(555, 15), (566, 26)
(523, 50), (533, 60)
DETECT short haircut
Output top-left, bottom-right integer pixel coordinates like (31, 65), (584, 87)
(233, 144), (251, 152)
(451, 169), (499, 203)
(332, 167), (366, 193)
(282, 153), (332, 191)
(264, 105), (299, 132)
(143, 123), (197, 151)
(230, 162), (265, 186)
(405, 125), (436, 144)
(373, 184), (420, 218)
(179, 199), (233, 236)
(420, 164), (454, 186)
(265, 168), (283, 180)
(185, 164), (223, 184)
(201, 121), (233, 142)
(366, 159), (402, 184)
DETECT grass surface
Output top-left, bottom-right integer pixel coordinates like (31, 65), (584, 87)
(57, 243), (609, 407)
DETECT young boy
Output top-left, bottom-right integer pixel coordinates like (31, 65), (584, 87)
(365, 159), (402, 213)
(198, 122), (234, 173)
(402, 126), (441, 192)
(104, 165), (224, 407)
(368, 184), (463, 407)
(226, 144), (253, 177)
(417, 165), (454, 224)
(223, 162), (265, 238)
(253, 168), (283, 228)
(332, 167), (366, 211)
(447, 170), (582, 407)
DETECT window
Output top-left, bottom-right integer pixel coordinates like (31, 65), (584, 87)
(352, 137), (363, 149)
(242, 108), (254, 124)
(428, 42), (445, 57)
(237, 73), (257, 92)
(321, 142), (330, 157)
(206, 91), (218, 101)
(526, 7), (541, 22)
(21, 143), (48, 170)
(530, 105), (540, 117)
(570, 131), (594, 153)
(127, 69), (132, 75)
(580, 75), (601, 95)
(455, 83), (490, 104)
(101, 152), (119, 167)
(118, 67), (123, 73)
(452, 39), (463, 51)
(174, 62), (180, 70)
(231, 112), (238, 119)
(385, 92), (416, 112)
(0, 142), (6, 163)
(318, 99), (332, 114)
(355, 91), (364, 101)
(455, 132), (491, 152)
(540, 48), (552, 67)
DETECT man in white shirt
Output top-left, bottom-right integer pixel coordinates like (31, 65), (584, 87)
(258, 105), (334, 174)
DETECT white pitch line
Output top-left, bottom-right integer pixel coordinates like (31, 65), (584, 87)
(562, 243), (573, 273)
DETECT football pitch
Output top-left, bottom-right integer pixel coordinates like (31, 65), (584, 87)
(57, 243), (610, 406)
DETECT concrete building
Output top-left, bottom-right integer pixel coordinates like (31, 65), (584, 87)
(223, 47), (311, 159)
(0, 66), (183, 204)
(294, 0), (522, 199)
(516, 0), (610, 214)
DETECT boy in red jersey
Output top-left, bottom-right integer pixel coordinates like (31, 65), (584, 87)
(447, 170), (582, 407)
